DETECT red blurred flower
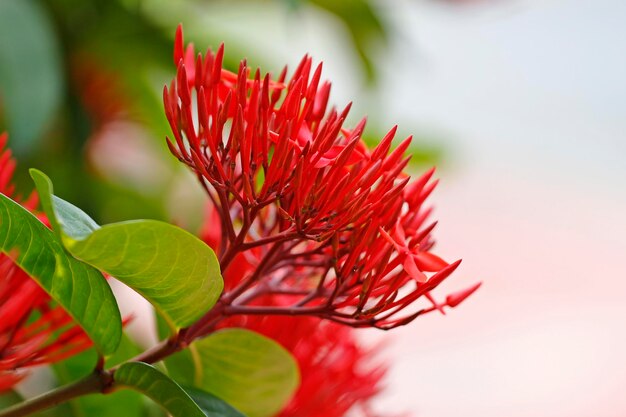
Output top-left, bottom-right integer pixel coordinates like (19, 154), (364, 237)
(0, 133), (92, 392)
(71, 54), (129, 129)
(167, 25), (479, 337)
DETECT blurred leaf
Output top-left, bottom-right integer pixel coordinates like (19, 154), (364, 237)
(0, 193), (122, 355)
(280, 0), (302, 9)
(89, 179), (170, 225)
(308, 0), (387, 82)
(73, 390), (145, 417)
(0, 392), (22, 409)
(31, 169), (223, 331)
(45, 0), (175, 145)
(114, 362), (206, 417)
(104, 332), (143, 368)
(166, 329), (299, 417)
(0, 0), (63, 156)
(53, 348), (98, 384)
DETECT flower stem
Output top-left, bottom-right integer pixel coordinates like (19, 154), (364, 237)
(0, 372), (109, 417)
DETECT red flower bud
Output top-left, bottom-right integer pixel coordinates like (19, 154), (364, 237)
(446, 282), (483, 308)
(166, 26), (479, 333)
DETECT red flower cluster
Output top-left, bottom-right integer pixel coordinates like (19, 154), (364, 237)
(166, 26), (479, 332)
(0, 133), (92, 392)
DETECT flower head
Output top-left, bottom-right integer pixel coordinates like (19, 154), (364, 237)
(166, 26), (479, 332)
(0, 133), (92, 392)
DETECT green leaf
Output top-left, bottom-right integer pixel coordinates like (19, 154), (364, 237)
(0, 194), (122, 354)
(31, 169), (223, 330)
(0, 0), (63, 156)
(184, 387), (247, 417)
(166, 329), (299, 417)
(0, 391), (21, 409)
(114, 362), (206, 417)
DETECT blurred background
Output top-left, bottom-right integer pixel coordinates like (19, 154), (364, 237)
(1, 0), (625, 416)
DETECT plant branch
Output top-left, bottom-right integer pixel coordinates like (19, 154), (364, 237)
(0, 372), (109, 417)
(223, 305), (325, 316)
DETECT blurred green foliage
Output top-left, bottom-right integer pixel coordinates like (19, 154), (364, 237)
(0, 390), (74, 416)
(307, 0), (387, 81)
(0, 0), (63, 156)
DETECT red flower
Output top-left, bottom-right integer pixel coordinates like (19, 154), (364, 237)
(0, 133), (92, 392)
(167, 25), (479, 335)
